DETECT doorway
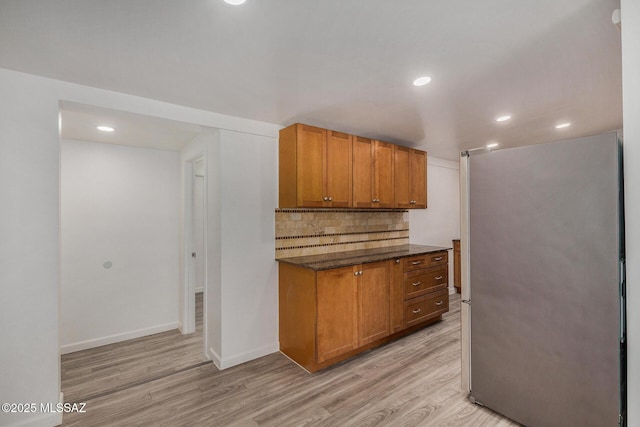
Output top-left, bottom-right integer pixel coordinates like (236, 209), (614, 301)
(58, 102), (212, 404)
(184, 155), (208, 359)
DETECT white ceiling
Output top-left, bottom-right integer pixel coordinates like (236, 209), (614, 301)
(60, 102), (206, 151)
(0, 0), (622, 160)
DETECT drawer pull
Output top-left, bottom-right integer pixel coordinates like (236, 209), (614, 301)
(434, 257), (443, 261)
(412, 281), (421, 287)
(412, 308), (422, 314)
(435, 300), (444, 306)
(411, 261), (421, 265)
(435, 276), (443, 280)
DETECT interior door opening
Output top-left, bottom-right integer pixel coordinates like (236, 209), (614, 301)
(189, 156), (208, 361)
(58, 101), (212, 405)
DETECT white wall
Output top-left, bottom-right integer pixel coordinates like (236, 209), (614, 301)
(179, 129), (279, 369)
(0, 69), (62, 427)
(621, 1), (639, 424)
(410, 157), (460, 293)
(0, 67), (279, 427)
(60, 139), (180, 353)
(218, 129), (279, 367)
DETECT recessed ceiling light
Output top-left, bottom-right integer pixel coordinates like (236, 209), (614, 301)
(555, 122), (571, 129)
(224, 0), (246, 4)
(495, 115), (511, 122)
(487, 143), (499, 148)
(97, 125), (115, 132)
(413, 76), (432, 87)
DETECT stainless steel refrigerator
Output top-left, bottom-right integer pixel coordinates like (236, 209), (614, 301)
(460, 132), (626, 426)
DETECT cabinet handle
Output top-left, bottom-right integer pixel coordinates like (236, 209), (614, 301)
(412, 281), (421, 287)
(323, 197), (329, 201)
(328, 197), (333, 201)
(435, 300), (444, 306)
(395, 259), (400, 264)
(434, 257), (443, 261)
(412, 308), (422, 314)
(372, 198), (379, 203)
(411, 261), (421, 265)
(354, 271), (363, 276)
(435, 276), (443, 280)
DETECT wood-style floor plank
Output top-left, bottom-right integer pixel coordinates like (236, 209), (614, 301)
(61, 292), (206, 403)
(62, 293), (520, 426)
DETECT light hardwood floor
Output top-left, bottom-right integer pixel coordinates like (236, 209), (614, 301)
(61, 292), (206, 404)
(62, 293), (519, 426)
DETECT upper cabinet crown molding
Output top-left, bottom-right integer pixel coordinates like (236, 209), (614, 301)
(279, 123), (427, 209)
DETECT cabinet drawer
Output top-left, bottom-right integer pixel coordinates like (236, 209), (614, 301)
(403, 251), (448, 272)
(404, 290), (449, 327)
(404, 267), (448, 299)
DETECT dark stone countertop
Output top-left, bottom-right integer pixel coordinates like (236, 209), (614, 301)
(276, 244), (451, 271)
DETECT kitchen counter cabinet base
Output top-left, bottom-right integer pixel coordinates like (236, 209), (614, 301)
(278, 263), (317, 368)
(279, 258), (447, 373)
(453, 239), (461, 294)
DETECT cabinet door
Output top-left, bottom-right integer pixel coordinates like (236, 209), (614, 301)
(358, 261), (390, 346)
(352, 136), (374, 208)
(390, 258), (405, 332)
(317, 266), (358, 362)
(394, 145), (412, 209)
(296, 124), (326, 207)
(325, 130), (352, 207)
(410, 149), (427, 208)
(374, 141), (395, 208)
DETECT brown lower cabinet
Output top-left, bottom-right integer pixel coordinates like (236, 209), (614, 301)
(453, 239), (461, 293)
(279, 252), (449, 372)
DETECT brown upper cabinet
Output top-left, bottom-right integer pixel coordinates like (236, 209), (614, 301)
(279, 123), (427, 209)
(279, 123), (352, 208)
(394, 146), (427, 209)
(352, 137), (395, 208)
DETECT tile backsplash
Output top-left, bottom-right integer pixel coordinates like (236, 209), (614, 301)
(275, 209), (409, 258)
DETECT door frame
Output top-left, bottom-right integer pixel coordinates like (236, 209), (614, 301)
(182, 153), (208, 360)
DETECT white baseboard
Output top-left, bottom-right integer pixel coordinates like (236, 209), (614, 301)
(60, 322), (180, 354)
(208, 346), (222, 369)
(209, 343), (279, 370)
(195, 287), (204, 293)
(449, 286), (456, 295)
